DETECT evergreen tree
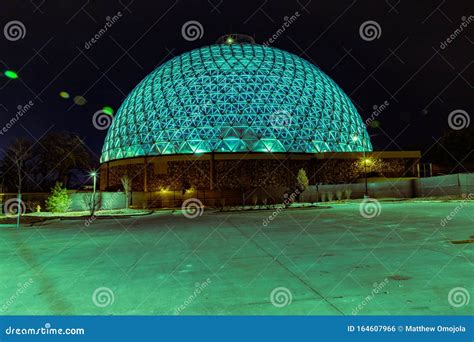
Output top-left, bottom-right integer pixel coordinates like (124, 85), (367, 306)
(45, 182), (71, 213)
(297, 168), (309, 191)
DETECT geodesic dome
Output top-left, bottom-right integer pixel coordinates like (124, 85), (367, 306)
(100, 43), (371, 163)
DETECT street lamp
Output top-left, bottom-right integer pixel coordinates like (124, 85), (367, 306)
(352, 135), (369, 198)
(89, 171), (98, 216)
(364, 157), (370, 198)
(16, 194), (21, 228)
(90, 171), (97, 194)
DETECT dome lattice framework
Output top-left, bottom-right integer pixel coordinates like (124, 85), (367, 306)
(100, 44), (372, 163)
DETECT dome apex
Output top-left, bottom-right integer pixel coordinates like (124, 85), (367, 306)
(216, 33), (255, 45)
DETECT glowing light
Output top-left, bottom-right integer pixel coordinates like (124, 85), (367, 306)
(4, 70), (18, 79)
(73, 96), (87, 106)
(90, 171), (97, 177)
(101, 44), (372, 163)
(369, 120), (380, 128)
(59, 91), (70, 99)
(364, 158), (372, 164)
(102, 106), (114, 115)
(226, 36), (235, 44)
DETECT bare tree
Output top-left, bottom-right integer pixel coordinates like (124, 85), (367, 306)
(1, 139), (32, 227)
(121, 175), (131, 208)
(1, 138), (33, 193)
(36, 132), (93, 188)
(82, 192), (100, 217)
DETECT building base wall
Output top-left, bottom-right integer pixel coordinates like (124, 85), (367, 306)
(99, 151), (421, 192)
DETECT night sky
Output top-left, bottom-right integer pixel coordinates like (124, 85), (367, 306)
(0, 0), (472, 163)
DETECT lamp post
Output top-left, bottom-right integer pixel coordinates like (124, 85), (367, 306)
(16, 193), (21, 228)
(90, 171), (97, 195)
(352, 135), (369, 198)
(364, 152), (368, 198)
(90, 171), (98, 215)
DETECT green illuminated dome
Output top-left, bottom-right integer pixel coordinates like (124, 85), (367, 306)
(100, 44), (372, 163)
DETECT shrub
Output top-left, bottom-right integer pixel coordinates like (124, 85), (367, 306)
(121, 175), (131, 208)
(46, 182), (71, 213)
(345, 189), (352, 200)
(335, 190), (343, 201)
(251, 194), (258, 207)
(320, 192), (326, 202)
(327, 192), (334, 202)
(297, 169), (309, 191)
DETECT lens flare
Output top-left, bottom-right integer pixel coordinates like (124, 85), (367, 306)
(4, 70), (18, 79)
(73, 95), (87, 106)
(102, 106), (114, 115)
(59, 91), (70, 99)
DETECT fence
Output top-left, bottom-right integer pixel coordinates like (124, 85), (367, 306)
(0, 191), (126, 213)
(130, 190), (244, 208)
(1, 174), (472, 212)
